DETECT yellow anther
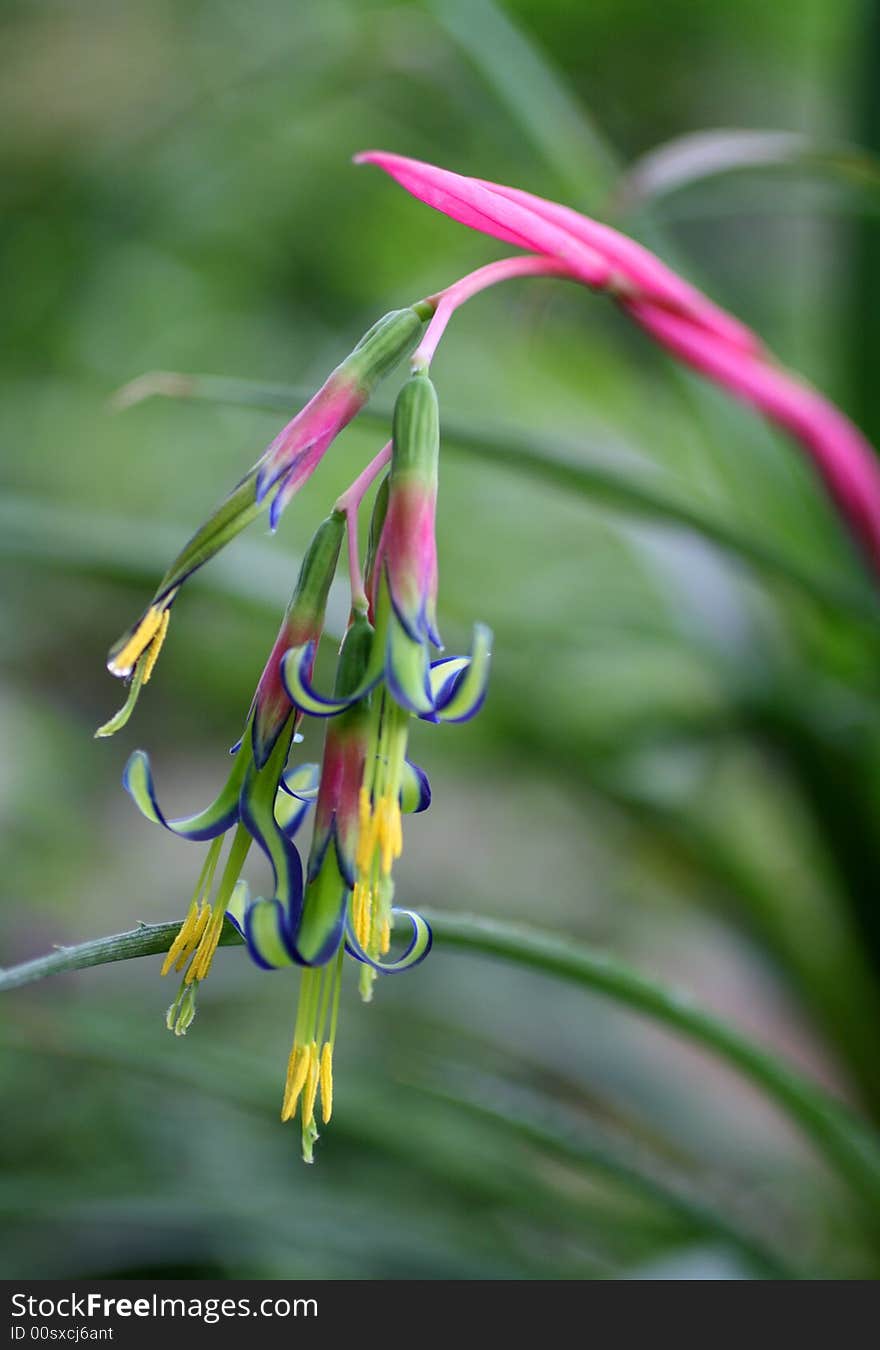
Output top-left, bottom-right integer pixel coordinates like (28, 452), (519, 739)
(319, 1042), (334, 1123)
(380, 917), (391, 955)
(160, 900), (203, 977)
(282, 1044), (310, 1121)
(141, 608), (171, 685)
(108, 605), (165, 678)
(186, 906), (223, 984)
(358, 786), (371, 836)
(376, 794), (402, 876)
(354, 882), (373, 950)
(174, 901), (212, 972)
(355, 788), (378, 874)
(302, 1041), (320, 1127)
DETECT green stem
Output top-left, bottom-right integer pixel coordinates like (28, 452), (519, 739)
(3, 909), (880, 1213)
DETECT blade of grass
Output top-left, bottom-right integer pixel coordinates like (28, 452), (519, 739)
(415, 1073), (800, 1278)
(3, 910), (880, 1215)
(109, 371), (880, 621)
(613, 129), (880, 216)
(426, 0), (617, 208)
(0, 495), (348, 635)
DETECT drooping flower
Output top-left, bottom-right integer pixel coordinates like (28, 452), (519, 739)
(357, 150), (880, 580)
(229, 595), (485, 1161)
(98, 304), (432, 736)
(223, 374), (491, 1159)
(226, 609), (430, 1159)
(281, 370), (492, 721)
(122, 512), (344, 1033)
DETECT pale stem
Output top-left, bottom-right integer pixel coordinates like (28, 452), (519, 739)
(411, 254), (575, 372)
(334, 440), (392, 607)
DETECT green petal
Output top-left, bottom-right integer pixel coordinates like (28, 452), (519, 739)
(295, 846), (349, 967)
(122, 745), (250, 840)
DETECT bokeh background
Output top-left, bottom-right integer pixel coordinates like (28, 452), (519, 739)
(3, 0), (880, 1279)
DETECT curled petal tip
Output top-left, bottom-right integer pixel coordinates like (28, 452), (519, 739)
(344, 907), (433, 974)
(280, 642), (377, 717)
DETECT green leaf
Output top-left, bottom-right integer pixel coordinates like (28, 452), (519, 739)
(613, 129), (880, 215)
(4, 909), (880, 1216)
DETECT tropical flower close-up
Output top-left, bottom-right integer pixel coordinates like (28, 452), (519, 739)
(5, 0), (880, 1293)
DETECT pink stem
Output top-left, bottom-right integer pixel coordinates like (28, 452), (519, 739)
(335, 441), (392, 606)
(412, 254), (576, 371)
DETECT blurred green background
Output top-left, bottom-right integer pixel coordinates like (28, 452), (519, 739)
(4, 0), (880, 1280)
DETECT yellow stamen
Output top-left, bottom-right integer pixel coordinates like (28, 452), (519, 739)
(160, 900), (204, 977)
(376, 793), (402, 876)
(390, 801), (403, 858)
(141, 608), (171, 685)
(302, 1041), (320, 1126)
(186, 906), (224, 984)
(355, 787), (377, 873)
(108, 604), (165, 678)
(354, 881), (373, 950)
(319, 1042), (334, 1123)
(282, 1044), (310, 1121)
(174, 902), (212, 972)
(380, 916), (391, 956)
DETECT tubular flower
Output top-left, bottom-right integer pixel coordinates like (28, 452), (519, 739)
(98, 304), (431, 737)
(226, 374), (491, 1160)
(357, 150), (880, 581)
(227, 610), (430, 1160)
(121, 513), (343, 1034)
(228, 601), (480, 1162)
(281, 371), (493, 722)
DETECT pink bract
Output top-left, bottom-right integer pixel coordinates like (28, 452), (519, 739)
(357, 148), (880, 579)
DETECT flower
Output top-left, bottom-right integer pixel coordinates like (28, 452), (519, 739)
(281, 371), (493, 721)
(98, 304), (432, 737)
(121, 513), (344, 1033)
(229, 600), (483, 1161)
(224, 375), (492, 1160)
(357, 150), (880, 580)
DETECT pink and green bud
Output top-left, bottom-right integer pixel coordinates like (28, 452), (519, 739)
(373, 370), (441, 647)
(369, 371), (441, 715)
(257, 305), (432, 527)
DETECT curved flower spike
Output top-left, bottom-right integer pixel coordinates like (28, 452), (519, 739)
(356, 150), (755, 349)
(121, 513), (341, 1034)
(471, 176), (760, 356)
(355, 150), (616, 288)
(358, 149), (880, 581)
(101, 306), (429, 730)
(232, 607), (444, 1160)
